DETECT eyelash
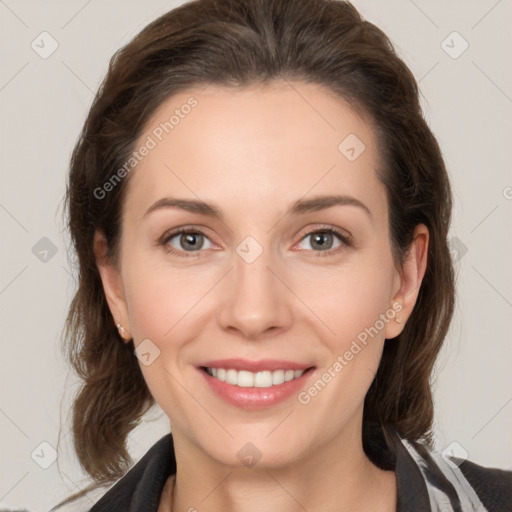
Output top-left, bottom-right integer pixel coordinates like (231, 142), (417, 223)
(158, 225), (352, 259)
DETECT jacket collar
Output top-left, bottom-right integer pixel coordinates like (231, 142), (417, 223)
(90, 433), (176, 511)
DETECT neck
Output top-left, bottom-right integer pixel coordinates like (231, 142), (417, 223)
(167, 422), (396, 512)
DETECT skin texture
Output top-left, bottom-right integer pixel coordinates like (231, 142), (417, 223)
(94, 81), (428, 512)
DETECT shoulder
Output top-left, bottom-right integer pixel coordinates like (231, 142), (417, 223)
(50, 433), (175, 512)
(385, 427), (512, 512)
(458, 458), (512, 512)
(411, 441), (512, 512)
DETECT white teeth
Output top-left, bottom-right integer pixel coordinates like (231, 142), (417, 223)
(254, 371), (272, 388)
(237, 370), (254, 387)
(272, 370), (285, 385)
(226, 369), (237, 385)
(284, 369), (295, 382)
(205, 367), (306, 387)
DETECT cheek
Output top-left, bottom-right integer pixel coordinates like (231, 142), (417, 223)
(123, 251), (215, 342)
(296, 270), (393, 416)
(120, 257), (213, 419)
(300, 256), (395, 387)
(120, 255), (220, 401)
(295, 255), (395, 345)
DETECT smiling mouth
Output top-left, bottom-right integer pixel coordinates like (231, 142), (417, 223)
(200, 366), (315, 388)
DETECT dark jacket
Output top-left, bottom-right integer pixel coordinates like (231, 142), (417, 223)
(53, 426), (512, 512)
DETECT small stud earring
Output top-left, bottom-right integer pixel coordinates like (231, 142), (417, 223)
(395, 317), (402, 324)
(116, 323), (126, 336)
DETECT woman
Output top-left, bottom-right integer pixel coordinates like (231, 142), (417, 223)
(51, 0), (512, 510)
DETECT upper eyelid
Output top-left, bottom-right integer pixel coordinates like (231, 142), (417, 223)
(296, 224), (351, 240)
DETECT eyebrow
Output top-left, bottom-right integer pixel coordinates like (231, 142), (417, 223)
(143, 194), (372, 220)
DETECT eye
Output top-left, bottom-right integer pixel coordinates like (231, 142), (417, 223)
(296, 227), (351, 257)
(160, 227), (214, 256)
(158, 225), (352, 258)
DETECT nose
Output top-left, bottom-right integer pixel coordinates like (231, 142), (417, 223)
(216, 247), (294, 341)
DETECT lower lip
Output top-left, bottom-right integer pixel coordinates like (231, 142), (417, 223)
(198, 367), (315, 410)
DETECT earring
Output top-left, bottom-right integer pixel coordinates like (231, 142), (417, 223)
(395, 317), (402, 324)
(116, 323), (126, 336)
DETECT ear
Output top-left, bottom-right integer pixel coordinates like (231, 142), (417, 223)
(93, 229), (132, 342)
(385, 224), (429, 339)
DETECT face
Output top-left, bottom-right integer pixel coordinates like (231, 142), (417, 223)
(96, 80), (426, 469)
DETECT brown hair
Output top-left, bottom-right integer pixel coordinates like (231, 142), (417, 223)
(55, 0), (454, 507)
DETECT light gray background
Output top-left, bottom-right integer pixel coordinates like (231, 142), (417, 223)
(1, 0), (511, 510)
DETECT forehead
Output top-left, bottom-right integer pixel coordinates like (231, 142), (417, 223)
(123, 81), (385, 222)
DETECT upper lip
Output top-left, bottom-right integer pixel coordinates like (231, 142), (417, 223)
(199, 358), (314, 372)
